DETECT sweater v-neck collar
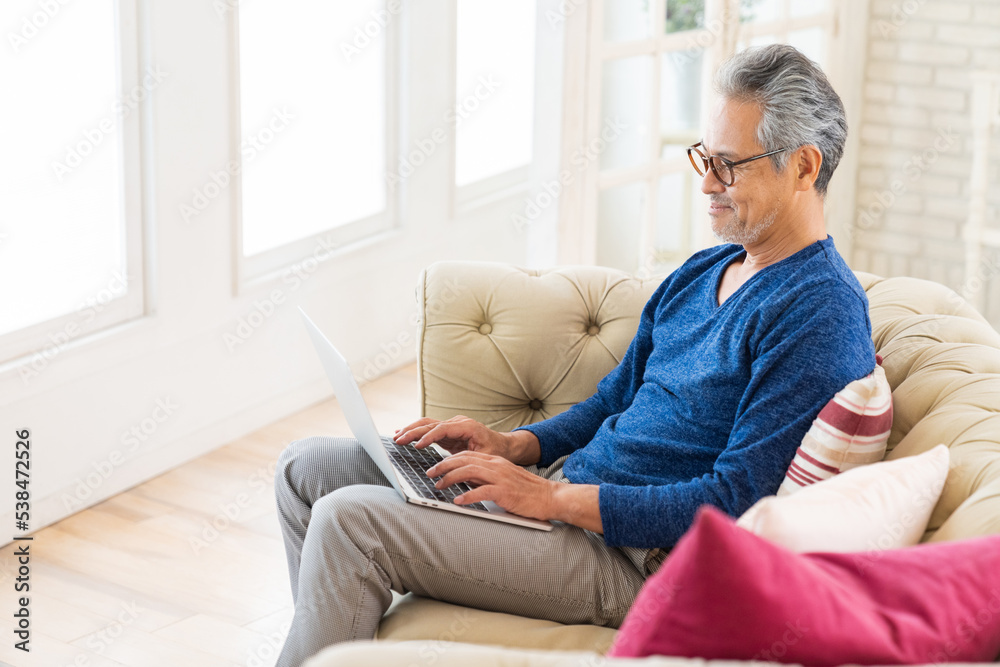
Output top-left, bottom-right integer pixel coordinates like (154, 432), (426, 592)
(711, 236), (831, 310)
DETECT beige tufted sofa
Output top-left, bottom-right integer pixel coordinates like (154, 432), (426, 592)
(305, 261), (1000, 667)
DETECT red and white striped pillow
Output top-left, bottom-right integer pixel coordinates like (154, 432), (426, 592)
(778, 358), (893, 496)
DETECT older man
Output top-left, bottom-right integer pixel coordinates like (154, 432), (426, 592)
(274, 44), (875, 666)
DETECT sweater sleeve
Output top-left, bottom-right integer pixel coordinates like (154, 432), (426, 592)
(514, 277), (670, 467)
(598, 284), (877, 548)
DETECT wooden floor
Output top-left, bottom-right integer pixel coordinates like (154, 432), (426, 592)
(0, 364), (420, 667)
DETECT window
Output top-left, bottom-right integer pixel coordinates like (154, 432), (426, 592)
(454, 0), (537, 204)
(573, 0), (839, 275)
(0, 0), (145, 365)
(236, 0), (395, 281)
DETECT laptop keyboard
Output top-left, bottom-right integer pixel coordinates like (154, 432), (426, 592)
(383, 438), (489, 512)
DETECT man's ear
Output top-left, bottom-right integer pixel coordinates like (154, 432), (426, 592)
(793, 145), (823, 192)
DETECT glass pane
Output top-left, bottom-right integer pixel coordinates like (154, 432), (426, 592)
(455, 0), (536, 186)
(656, 171), (702, 266)
(597, 183), (646, 272)
(790, 0), (830, 18)
(600, 57), (652, 171)
(788, 27), (827, 66)
(661, 49), (705, 138)
(605, 0), (650, 42)
(656, 172), (686, 255)
(740, 0), (781, 24)
(239, 0), (386, 257)
(739, 34), (779, 50)
(0, 0), (127, 336)
(665, 0), (706, 34)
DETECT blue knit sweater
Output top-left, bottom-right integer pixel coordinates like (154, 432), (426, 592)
(517, 236), (876, 549)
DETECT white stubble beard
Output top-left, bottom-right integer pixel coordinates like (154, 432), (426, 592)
(710, 199), (780, 245)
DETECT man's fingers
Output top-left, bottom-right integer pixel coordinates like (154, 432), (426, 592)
(426, 450), (496, 477)
(394, 419), (440, 443)
(396, 417), (438, 432)
(413, 421), (477, 449)
(454, 485), (496, 505)
(433, 463), (499, 490)
(393, 423), (438, 445)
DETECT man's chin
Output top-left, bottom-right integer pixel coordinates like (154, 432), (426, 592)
(710, 217), (744, 245)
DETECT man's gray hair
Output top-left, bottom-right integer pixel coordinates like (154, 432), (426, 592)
(714, 44), (847, 196)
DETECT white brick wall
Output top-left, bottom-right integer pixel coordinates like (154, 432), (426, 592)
(852, 0), (1000, 326)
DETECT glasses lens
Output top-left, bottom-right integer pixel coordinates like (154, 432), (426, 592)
(688, 147), (707, 176)
(709, 156), (734, 186)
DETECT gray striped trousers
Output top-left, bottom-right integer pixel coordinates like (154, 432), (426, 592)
(273, 436), (647, 667)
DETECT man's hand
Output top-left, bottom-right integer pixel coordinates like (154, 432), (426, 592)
(394, 415), (540, 466)
(426, 451), (556, 519)
(425, 451), (604, 532)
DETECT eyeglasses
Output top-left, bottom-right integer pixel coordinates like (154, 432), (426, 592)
(686, 141), (789, 187)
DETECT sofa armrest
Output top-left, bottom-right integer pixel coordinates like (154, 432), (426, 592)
(416, 261), (661, 432)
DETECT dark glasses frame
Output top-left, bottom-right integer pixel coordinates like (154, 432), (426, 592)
(686, 141), (790, 187)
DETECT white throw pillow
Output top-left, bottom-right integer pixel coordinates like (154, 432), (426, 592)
(737, 444), (950, 553)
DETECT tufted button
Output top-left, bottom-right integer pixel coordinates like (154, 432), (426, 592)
(587, 324), (601, 336)
(478, 323), (492, 335)
(528, 399), (543, 411)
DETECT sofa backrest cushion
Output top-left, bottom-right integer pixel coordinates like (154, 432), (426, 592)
(418, 262), (1000, 542)
(417, 261), (659, 433)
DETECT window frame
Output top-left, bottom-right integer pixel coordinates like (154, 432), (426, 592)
(450, 0), (548, 220)
(559, 0), (864, 273)
(230, 1), (401, 291)
(0, 0), (147, 367)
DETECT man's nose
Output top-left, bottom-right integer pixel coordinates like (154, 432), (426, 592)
(700, 167), (725, 195)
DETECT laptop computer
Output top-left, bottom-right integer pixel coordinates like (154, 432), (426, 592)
(299, 307), (553, 531)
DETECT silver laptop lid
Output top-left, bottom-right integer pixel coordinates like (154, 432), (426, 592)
(298, 307), (404, 494)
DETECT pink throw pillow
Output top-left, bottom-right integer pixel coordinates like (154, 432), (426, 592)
(609, 506), (1000, 665)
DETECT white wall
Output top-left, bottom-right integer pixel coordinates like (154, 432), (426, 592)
(1, 0), (562, 543)
(851, 0), (1000, 324)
